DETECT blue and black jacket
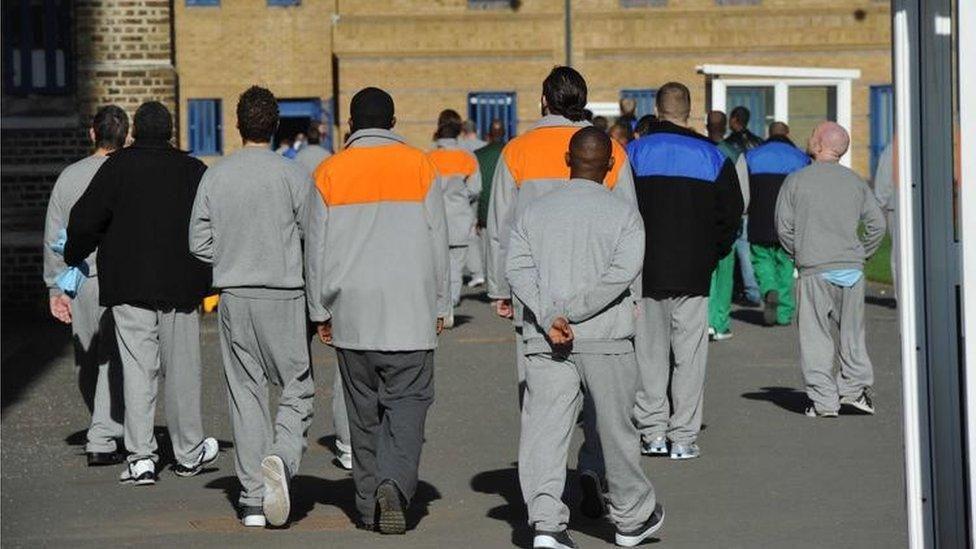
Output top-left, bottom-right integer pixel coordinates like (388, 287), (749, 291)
(745, 135), (811, 244)
(627, 121), (744, 296)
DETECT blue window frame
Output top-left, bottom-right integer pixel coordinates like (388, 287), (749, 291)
(186, 0), (219, 5)
(870, 84), (894, 176)
(267, 0), (300, 5)
(187, 99), (222, 156)
(2, 0), (73, 95)
(468, 92), (517, 142)
(620, 89), (657, 119)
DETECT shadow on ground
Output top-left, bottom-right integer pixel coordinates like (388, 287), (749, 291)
(470, 466), (659, 548)
(206, 473), (441, 530)
(1, 318), (71, 413)
(741, 386), (808, 414)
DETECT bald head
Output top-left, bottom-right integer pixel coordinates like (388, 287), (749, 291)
(656, 82), (691, 125)
(808, 121), (850, 162)
(566, 126), (615, 183)
(768, 121), (789, 138)
(706, 110), (727, 142)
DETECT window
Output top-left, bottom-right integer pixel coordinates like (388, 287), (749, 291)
(870, 85), (894, 176)
(727, 86), (774, 138)
(620, 89), (657, 119)
(468, 92), (517, 142)
(186, 0), (219, 5)
(2, 0), (73, 95)
(468, 0), (511, 9)
(187, 99), (222, 156)
(267, 0), (300, 5)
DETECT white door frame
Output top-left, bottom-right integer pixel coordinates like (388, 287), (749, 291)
(699, 65), (860, 167)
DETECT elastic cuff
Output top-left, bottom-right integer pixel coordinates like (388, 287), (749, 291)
(49, 287), (64, 298)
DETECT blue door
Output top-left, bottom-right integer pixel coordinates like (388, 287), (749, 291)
(870, 85), (894, 176)
(277, 98), (333, 151)
(468, 92), (517, 142)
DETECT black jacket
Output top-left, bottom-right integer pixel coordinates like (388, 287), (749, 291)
(626, 121), (744, 296)
(723, 129), (763, 157)
(745, 135), (811, 244)
(65, 139), (211, 307)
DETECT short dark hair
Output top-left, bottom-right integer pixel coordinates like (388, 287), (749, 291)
(543, 66), (587, 122)
(655, 82), (691, 121)
(635, 114), (658, 136)
(434, 109), (463, 139)
(307, 125), (320, 145)
(132, 101), (173, 140)
(730, 106), (751, 126)
(237, 86), (279, 143)
(92, 105), (129, 150)
(350, 87), (395, 132)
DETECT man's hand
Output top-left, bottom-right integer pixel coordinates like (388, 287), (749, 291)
(316, 321), (333, 345)
(50, 295), (72, 324)
(436, 318), (445, 335)
(548, 316), (573, 346)
(494, 299), (513, 319)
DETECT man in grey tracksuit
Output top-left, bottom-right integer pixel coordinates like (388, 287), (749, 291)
(189, 86), (316, 527)
(775, 122), (886, 418)
(43, 105), (128, 467)
(427, 109), (481, 325)
(305, 87), (450, 535)
(507, 127), (663, 549)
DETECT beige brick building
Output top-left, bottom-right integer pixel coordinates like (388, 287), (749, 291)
(177, 0), (891, 177)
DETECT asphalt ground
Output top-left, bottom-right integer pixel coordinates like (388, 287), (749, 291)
(0, 287), (906, 548)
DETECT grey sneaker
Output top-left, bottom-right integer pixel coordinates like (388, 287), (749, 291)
(261, 455), (291, 526)
(669, 442), (700, 460)
(376, 480), (406, 535)
(710, 330), (734, 342)
(641, 436), (668, 456)
(533, 529), (577, 549)
(615, 503), (665, 547)
(805, 406), (839, 418)
(840, 389), (875, 415)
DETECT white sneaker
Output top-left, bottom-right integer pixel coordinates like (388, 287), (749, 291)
(174, 436), (219, 477)
(261, 455), (291, 527)
(335, 450), (352, 471)
(641, 436), (668, 456)
(120, 458), (156, 486)
(466, 277), (485, 288)
(442, 310), (455, 329)
(240, 506), (266, 527)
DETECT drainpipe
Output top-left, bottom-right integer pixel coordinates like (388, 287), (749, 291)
(564, 0), (572, 67)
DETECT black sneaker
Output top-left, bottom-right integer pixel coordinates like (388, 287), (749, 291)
(579, 470), (606, 519)
(840, 389), (875, 414)
(763, 290), (779, 326)
(87, 450), (125, 467)
(533, 529), (577, 549)
(615, 503), (665, 547)
(375, 480), (406, 535)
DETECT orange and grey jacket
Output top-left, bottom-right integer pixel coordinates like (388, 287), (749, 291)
(427, 138), (481, 246)
(486, 115), (637, 302)
(305, 129), (450, 351)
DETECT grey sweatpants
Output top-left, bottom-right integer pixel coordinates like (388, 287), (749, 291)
(72, 279), (124, 453)
(465, 225), (484, 280)
(449, 246), (467, 307)
(113, 304), (205, 464)
(332, 364), (351, 456)
(520, 352), (656, 532)
(633, 293), (709, 445)
(218, 293), (315, 508)
(336, 348), (434, 524)
(797, 276), (874, 414)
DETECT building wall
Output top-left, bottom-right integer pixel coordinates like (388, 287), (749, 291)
(173, 0), (335, 157)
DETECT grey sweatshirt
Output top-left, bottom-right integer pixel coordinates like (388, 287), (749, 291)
(43, 154), (107, 297)
(506, 179), (645, 355)
(295, 144), (331, 176)
(775, 161), (886, 276)
(189, 146), (313, 297)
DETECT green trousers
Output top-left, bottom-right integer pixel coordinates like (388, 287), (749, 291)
(707, 249), (736, 334)
(750, 243), (796, 325)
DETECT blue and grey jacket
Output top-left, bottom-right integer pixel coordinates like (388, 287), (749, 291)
(745, 135), (811, 245)
(627, 120), (743, 296)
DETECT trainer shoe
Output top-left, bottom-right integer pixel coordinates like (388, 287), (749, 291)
(533, 529), (577, 549)
(466, 276), (486, 288)
(579, 470), (606, 519)
(261, 455), (291, 527)
(335, 450), (353, 471)
(763, 290), (779, 326)
(375, 480), (406, 535)
(641, 436), (668, 456)
(805, 406), (839, 418)
(174, 436), (219, 477)
(615, 503), (665, 547)
(669, 442), (700, 460)
(87, 450), (125, 467)
(119, 458), (156, 486)
(840, 389), (875, 415)
(442, 310), (455, 329)
(240, 505), (266, 528)
(710, 330), (734, 342)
